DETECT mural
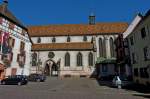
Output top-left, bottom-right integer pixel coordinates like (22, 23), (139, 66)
(32, 52), (37, 66)
(0, 31), (13, 67)
(17, 50), (26, 68)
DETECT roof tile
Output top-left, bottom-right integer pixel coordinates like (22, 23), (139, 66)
(28, 23), (128, 37)
(32, 42), (94, 51)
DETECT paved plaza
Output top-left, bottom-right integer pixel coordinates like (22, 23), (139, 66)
(0, 77), (149, 99)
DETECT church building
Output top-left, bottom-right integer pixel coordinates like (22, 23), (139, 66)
(28, 15), (128, 77)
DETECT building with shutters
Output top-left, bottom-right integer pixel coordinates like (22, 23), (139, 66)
(115, 14), (142, 79)
(125, 10), (150, 85)
(0, 1), (32, 79)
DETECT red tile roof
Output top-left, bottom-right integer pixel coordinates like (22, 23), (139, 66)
(28, 23), (128, 37)
(32, 42), (94, 51)
(0, 2), (26, 29)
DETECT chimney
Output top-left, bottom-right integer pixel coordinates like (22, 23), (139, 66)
(89, 13), (96, 25)
(2, 0), (8, 14)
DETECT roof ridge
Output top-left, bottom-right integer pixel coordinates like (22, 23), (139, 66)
(0, 2), (26, 29)
(27, 22), (128, 27)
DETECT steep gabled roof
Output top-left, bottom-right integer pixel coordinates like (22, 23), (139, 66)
(123, 14), (143, 38)
(0, 2), (27, 30)
(28, 22), (128, 37)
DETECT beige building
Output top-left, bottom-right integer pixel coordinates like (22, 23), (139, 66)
(126, 10), (150, 85)
(0, 1), (32, 78)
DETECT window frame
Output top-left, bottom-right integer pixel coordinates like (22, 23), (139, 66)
(52, 37), (56, 43)
(83, 36), (87, 42)
(141, 27), (147, 39)
(65, 52), (70, 67)
(109, 37), (115, 57)
(20, 41), (25, 51)
(32, 52), (37, 66)
(130, 36), (134, 45)
(67, 36), (71, 42)
(99, 38), (103, 57)
(143, 46), (150, 61)
(88, 52), (93, 66)
(132, 53), (136, 64)
(77, 52), (83, 66)
(134, 68), (139, 77)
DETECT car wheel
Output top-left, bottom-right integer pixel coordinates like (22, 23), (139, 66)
(18, 82), (22, 86)
(2, 81), (6, 85)
(36, 79), (40, 82)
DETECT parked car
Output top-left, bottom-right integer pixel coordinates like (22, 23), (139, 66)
(28, 74), (46, 82)
(99, 75), (115, 81)
(0, 75), (28, 85)
(112, 75), (133, 88)
(15, 75), (28, 79)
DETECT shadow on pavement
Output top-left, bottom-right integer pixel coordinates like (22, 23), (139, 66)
(96, 78), (150, 98)
(123, 84), (150, 94)
(96, 78), (113, 87)
(133, 94), (150, 99)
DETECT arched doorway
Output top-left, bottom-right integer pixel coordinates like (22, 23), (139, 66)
(44, 59), (59, 76)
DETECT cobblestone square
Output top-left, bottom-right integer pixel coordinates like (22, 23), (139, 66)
(0, 77), (149, 99)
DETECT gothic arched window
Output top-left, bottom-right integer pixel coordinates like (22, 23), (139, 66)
(65, 52), (70, 66)
(99, 38), (103, 57)
(32, 52), (37, 66)
(103, 38), (106, 57)
(67, 36), (71, 42)
(77, 52), (83, 66)
(83, 36), (87, 41)
(37, 37), (41, 43)
(110, 37), (115, 57)
(52, 37), (56, 43)
(88, 52), (93, 66)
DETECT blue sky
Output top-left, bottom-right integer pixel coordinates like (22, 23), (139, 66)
(1, 0), (150, 25)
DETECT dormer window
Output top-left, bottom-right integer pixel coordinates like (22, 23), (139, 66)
(37, 37), (41, 43)
(83, 36), (87, 41)
(52, 37), (56, 43)
(67, 36), (71, 42)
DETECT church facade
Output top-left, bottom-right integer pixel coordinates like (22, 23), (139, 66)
(28, 16), (128, 77)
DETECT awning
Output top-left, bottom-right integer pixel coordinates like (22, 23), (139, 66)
(96, 57), (116, 64)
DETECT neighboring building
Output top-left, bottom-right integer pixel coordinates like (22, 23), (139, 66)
(0, 1), (32, 78)
(126, 10), (150, 85)
(115, 14), (142, 78)
(28, 15), (128, 77)
(115, 34), (126, 75)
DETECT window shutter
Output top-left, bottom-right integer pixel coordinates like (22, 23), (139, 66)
(12, 39), (15, 47)
(10, 53), (13, 61)
(17, 54), (20, 62)
(0, 17), (3, 24)
(24, 55), (26, 64)
(9, 23), (14, 30)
